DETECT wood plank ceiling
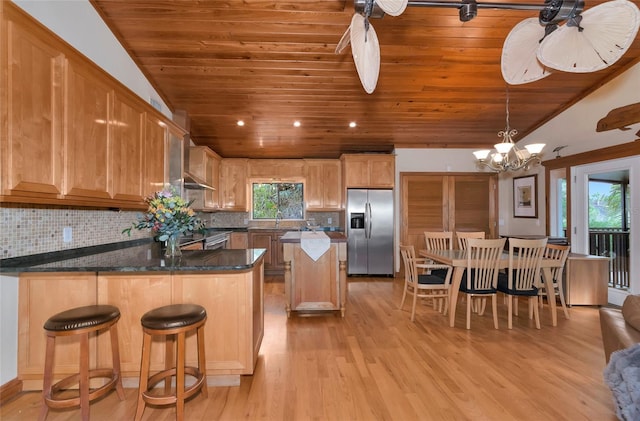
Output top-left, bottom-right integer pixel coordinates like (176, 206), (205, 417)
(90, 0), (640, 159)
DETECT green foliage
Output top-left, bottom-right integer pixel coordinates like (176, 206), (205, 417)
(252, 182), (303, 220)
(589, 182), (623, 228)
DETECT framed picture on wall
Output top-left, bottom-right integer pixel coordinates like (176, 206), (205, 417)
(513, 175), (538, 218)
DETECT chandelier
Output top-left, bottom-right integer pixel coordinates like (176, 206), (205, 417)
(473, 89), (545, 172)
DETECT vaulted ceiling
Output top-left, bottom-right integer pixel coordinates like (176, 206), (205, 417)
(90, 0), (640, 159)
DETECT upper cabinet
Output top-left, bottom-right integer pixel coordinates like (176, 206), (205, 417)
(220, 158), (249, 211)
(341, 154), (395, 189)
(304, 159), (342, 210)
(1, 3), (179, 209)
(188, 146), (220, 210)
(248, 159), (305, 179)
(1, 11), (65, 201)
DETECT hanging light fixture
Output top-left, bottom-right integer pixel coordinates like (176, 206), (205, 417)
(473, 88), (545, 172)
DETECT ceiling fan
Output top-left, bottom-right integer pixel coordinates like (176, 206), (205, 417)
(336, 0), (640, 92)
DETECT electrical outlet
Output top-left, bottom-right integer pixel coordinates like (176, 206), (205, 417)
(244, 218), (249, 225)
(63, 227), (72, 243)
(327, 217), (332, 225)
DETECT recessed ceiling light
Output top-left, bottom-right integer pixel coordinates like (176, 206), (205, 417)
(293, 121), (301, 127)
(237, 120), (245, 126)
(349, 121), (357, 128)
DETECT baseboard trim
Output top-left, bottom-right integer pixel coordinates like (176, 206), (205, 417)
(0, 378), (23, 406)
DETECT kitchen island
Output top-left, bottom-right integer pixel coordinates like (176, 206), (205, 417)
(280, 231), (347, 317)
(1, 241), (266, 390)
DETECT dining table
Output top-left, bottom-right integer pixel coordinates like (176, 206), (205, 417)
(419, 249), (563, 328)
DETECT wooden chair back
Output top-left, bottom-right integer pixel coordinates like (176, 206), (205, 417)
(400, 245), (419, 286)
(507, 238), (548, 292)
(465, 238), (505, 290)
(544, 243), (570, 283)
(424, 231), (453, 251)
(456, 231), (486, 250)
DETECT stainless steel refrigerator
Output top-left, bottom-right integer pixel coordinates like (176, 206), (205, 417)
(347, 189), (394, 276)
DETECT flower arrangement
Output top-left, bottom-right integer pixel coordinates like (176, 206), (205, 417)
(123, 187), (205, 242)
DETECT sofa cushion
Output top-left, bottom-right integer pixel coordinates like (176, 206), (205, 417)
(600, 307), (640, 363)
(623, 295), (640, 331)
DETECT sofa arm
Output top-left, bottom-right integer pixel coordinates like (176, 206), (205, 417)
(599, 307), (640, 363)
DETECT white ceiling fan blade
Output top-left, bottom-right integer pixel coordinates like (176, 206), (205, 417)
(335, 21), (352, 54)
(350, 13), (380, 94)
(537, 0), (640, 73)
(376, 0), (409, 17)
(501, 18), (552, 85)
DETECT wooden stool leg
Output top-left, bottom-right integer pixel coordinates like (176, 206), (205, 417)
(197, 325), (208, 398)
(176, 331), (186, 421)
(134, 332), (152, 421)
(164, 334), (175, 395)
(38, 334), (55, 421)
(109, 323), (125, 400)
(79, 333), (90, 421)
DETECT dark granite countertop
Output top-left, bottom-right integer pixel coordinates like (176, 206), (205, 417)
(0, 239), (266, 273)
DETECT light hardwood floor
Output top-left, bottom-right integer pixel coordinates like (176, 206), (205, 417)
(1, 276), (616, 420)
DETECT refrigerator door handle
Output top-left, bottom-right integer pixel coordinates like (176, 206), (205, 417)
(365, 202), (372, 239)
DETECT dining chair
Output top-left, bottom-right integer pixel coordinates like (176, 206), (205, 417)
(537, 243), (571, 319)
(455, 231), (485, 250)
(497, 238), (548, 329)
(424, 231), (453, 251)
(460, 238), (506, 329)
(399, 245), (452, 322)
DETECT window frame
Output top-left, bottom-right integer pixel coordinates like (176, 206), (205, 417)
(250, 177), (306, 221)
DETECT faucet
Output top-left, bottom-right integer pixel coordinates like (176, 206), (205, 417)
(275, 210), (283, 228)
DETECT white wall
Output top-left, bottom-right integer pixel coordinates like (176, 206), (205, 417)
(0, 275), (19, 385)
(11, 0), (171, 118)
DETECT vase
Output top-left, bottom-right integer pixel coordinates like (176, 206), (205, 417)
(164, 234), (182, 258)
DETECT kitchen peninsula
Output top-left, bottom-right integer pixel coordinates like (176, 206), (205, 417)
(1, 241), (266, 390)
(280, 231), (347, 317)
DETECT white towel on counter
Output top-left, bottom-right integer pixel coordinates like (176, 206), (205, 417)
(300, 231), (330, 261)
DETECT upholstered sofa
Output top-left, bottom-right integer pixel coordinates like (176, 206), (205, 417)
(600, 296), (640, 363)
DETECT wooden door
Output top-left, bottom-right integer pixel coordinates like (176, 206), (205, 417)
(110, 92), (144, 202)
(220, 158), (248, 211)
(143, 114), (166, 198)
(400, 172), (498, 254)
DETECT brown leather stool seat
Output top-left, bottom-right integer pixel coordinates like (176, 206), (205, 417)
(134, 304), (208, 421)
(39, 305), (125, 421)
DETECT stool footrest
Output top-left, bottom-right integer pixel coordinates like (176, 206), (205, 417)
(45, 369), (120, 409)
(141, 367), (206, 405)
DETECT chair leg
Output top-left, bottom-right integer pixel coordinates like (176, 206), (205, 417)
(38, 335), (55, 421)
(197, 324), (208, 398)
(164, 334), (175, 395)
(556, 285), (570, 319)
(109, 323), (125, 400)
(79, 333), (90, 421)
(466, 295), (471, 330)
(507, 295), (513, 330)
(532, 297), (541, 329)
(399, 282), (408, 310)
(491, 295), (499, 329)
(410, 289), (418, 322)
(134, 332), (152, 421)
(176, 331), (186, 421)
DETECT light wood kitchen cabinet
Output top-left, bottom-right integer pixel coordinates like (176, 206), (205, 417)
(305, 159), (342, 210)
(110, 92), (145, 203)
(229, 232), (249, 249)
(1, 11), (65, 201)
(564, 254), (610, 305)
(18, 273), (98, 391)
(248, 159), (306, 179)
(64, 60), (112, 200)
(143, 114), (168, 198)
(220, 158), (249, 211)
(188, 146), (220, 210)
(342, 154), (395, 189)
(249, 230), (285, 275)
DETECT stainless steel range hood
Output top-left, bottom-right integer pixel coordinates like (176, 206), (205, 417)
(182, 136), (215, 190)
(183, 170), (215, 190)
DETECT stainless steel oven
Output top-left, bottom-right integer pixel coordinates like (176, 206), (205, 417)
(204, 232), (230, 250)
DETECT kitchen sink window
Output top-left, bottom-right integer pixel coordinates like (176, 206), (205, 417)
(252, 182), (304, 220)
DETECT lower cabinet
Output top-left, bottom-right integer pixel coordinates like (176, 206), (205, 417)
(249, 230), (285, 275)
(17, 266), (264, 390)
(564, 254), (610, 305)
(229, 232), (249, 249)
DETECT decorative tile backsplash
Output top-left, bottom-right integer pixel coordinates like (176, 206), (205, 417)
(1, 206), (342, 259)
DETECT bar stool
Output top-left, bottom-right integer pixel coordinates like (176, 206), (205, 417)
(39, 305), (125, 421)
(134, 304), (208, 421)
